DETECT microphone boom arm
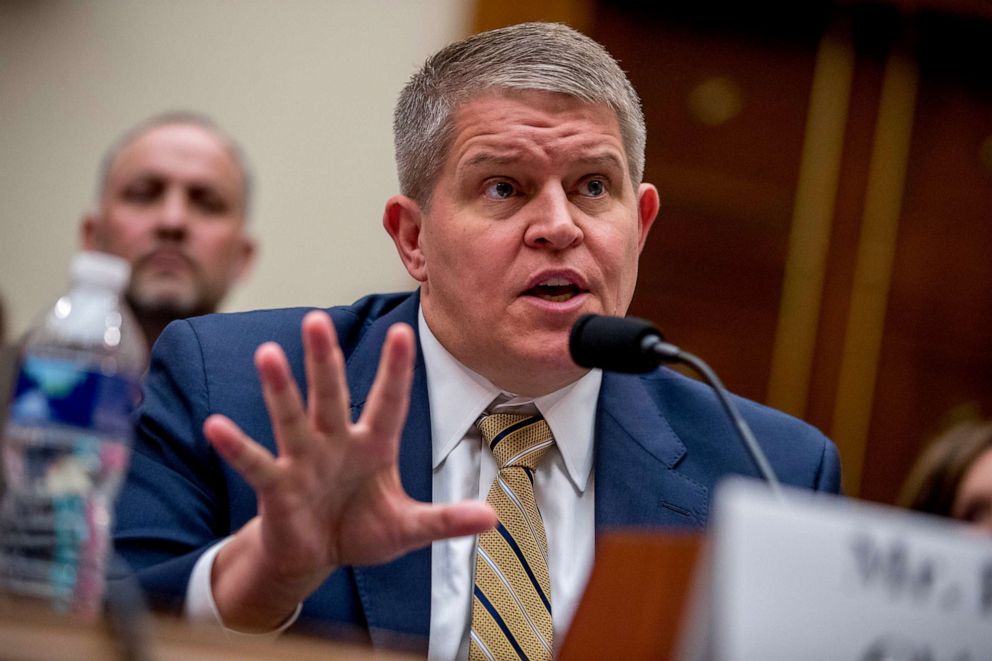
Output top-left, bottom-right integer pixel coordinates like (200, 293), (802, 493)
(644, 337), (785, 500)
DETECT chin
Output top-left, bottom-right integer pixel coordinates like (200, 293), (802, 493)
(129, 286), (200, 316)
(514, 335), (575, 370)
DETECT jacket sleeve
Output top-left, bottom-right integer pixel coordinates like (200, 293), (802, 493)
(112, 318), (228, 613)
(813, 432), (843, 494)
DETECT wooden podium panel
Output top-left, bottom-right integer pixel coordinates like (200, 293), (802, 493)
(1, 535), (701, 659)
(559, 532), (703, 660)
(0, 598), (417, 661)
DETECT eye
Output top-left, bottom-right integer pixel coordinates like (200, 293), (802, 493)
(578, 177), (608, 198)
(189, 187), (230, 215)
(483, 180), (517, 200)
(121, 179), (163, 204)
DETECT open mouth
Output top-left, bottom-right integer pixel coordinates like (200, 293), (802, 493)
(524, 276), (585, 302)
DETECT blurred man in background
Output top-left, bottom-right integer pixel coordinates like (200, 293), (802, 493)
(81, 112), (256, 350)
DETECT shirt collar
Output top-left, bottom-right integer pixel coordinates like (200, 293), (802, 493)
(418, 306), (601, 492)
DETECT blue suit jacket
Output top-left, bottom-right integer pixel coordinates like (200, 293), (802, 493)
(114, 291), (840, 649)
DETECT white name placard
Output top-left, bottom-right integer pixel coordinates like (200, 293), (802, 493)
(681, 478), (992, 661)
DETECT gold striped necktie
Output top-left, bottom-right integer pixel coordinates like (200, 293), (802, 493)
(470, 412), (555, 661)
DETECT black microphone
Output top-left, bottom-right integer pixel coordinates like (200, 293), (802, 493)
(570, 314), (783, 498)
(569, 314), (680, 372)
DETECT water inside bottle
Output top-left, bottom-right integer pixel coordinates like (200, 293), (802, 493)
(0, 350), (137, 617)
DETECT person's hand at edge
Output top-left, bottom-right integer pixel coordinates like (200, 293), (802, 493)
(202, 311), (496, 632)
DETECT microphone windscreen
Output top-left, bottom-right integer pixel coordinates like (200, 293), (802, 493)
(569, 314), (664, 373)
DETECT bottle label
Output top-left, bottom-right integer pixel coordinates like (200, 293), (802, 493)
(7, 355), (139, 438)
(0, 355), (138, 614)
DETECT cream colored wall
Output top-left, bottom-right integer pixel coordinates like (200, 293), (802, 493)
(0, 0), (471, 340)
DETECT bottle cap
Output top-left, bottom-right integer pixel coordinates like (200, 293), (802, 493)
(70, 251), (131, 292)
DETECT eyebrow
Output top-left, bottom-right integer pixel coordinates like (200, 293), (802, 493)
(461, 153), (519, 170)
(573, 153), (626, 173)
(120, 171), (232, 192)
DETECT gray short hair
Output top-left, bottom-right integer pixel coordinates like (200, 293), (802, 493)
(96, 111), (254, 218)
(394, 22), (646, 206)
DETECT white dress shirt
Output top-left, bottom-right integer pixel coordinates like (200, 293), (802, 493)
(185, 306), (601, 659)
(419, 309), (600, 660)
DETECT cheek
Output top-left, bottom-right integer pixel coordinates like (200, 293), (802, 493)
(103, 218), (150, 255)
(427, 221), (505, 280)
(196, 226), (243, 259)
(595, 226), (641, 276)
(592, 229), (642, 315)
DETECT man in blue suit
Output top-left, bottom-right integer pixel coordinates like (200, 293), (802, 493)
(114, 22), (840, 658)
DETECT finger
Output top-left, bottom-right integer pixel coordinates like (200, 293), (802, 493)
(255, 342), (310, 457)
(204, 414), (279, 491)
(358, 323), (415, 450)
(398, 500), (498, 551)
(302, 311), (350, 435)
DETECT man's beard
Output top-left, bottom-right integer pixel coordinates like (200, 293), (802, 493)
(124, 276), (219, 325)
(124, 247), (227, 323)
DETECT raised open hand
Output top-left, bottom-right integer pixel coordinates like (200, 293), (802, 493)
(201, 310), (495, 631)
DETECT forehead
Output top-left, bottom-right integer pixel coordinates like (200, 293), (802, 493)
(960, 447), (992, 489)
(445, 90), (627, 172)
(106, 123), (244, 193)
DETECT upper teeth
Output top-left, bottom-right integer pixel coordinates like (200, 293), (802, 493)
(540, 277), (570, 287)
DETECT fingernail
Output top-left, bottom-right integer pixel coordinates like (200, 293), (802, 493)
(260, 360), (289, 391)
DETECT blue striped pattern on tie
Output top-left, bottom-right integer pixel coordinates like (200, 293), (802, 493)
(470, 413), (555, 661)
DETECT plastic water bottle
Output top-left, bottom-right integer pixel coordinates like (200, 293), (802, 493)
(0, 251), (146, 618)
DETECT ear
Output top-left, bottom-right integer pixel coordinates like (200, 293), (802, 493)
(80, 213), (101, 250)
(232, 233), (257, 282)
(636, 183), (660, 253)
(383, 195), (427, 282)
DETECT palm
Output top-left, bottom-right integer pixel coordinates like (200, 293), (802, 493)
(203, 311), (494, 608)
(256, 433), (415, 576)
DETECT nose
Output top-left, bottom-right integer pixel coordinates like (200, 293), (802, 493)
(155, 188), (189, 238)
(523, 185), (583, 250)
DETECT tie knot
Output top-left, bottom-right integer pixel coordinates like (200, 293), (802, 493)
(477, 413), (555, 471)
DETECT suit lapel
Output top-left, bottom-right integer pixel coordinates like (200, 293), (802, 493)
(346, 292), (434, 648)
(340, 298), (708, 644)
(594, 371), (709, 530)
